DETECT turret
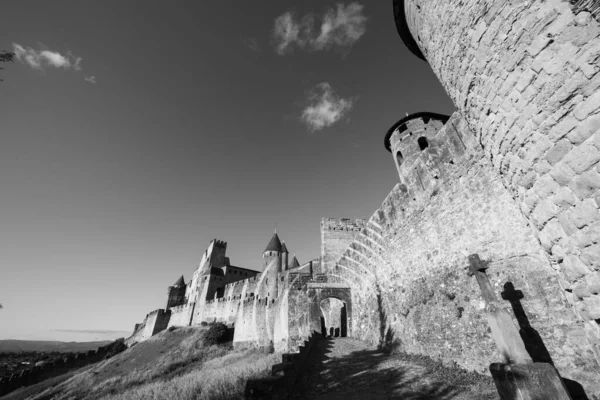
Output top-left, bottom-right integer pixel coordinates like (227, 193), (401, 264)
(165, 275), (186, 309)
(199, 239), (228, 276)
(384, 112), (449, 190)
(281, 241), (289, 271)
(288, 255), (300, 270)
(263, 232), (283, 299)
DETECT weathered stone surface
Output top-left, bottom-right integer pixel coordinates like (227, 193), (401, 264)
(586, 272), (600, 294)
(573, 281), (592, 299)
(562, 255), (590, 281)
(581, 244), (600, 269)
(550, 162), (576, 186)
(570, 199), (600, 229)
(582, 295), (600, 319)
(545, 139), (573, 165)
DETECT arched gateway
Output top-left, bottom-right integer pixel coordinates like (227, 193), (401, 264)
(307, 283), (352, 338)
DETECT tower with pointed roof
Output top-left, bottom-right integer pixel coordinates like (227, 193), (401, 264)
(263, 232), (283, 299)
(165, 275), (187, 309)
(281, 241), (289, 272)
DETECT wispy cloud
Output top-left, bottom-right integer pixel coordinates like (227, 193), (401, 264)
(273, 3), (367, 55)
(13, 44), (81, 70)
(13, 43), (95, 83)
(301, 82), (355, 132)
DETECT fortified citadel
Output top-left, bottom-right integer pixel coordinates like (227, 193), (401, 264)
(129, 0), (600, 396)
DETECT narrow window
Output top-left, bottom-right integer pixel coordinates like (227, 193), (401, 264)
(396, 151), (404, 167)
(418, 137), (429, 150)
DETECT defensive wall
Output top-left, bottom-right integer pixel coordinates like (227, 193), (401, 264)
(390, 0), (600, 394)
(320, 218), (366, 274)
(0, 340), (125, 397)
(324, 111), (599, 394)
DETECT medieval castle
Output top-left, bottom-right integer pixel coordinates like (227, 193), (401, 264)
(128, 0), (600, 396)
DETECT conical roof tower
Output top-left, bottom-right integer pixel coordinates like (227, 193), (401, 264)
(173, 275), (185, 286)
(264, 232), (282, 253)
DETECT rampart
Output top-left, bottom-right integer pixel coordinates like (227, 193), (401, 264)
(0, 340), (125, 397)
(326, 111), (599, 394)
(167, 303), (196, 328)
(395, 0), (600, 379)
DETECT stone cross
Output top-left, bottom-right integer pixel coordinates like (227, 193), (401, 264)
(467, 254), (497, 303)
(468, 254), (533, 365)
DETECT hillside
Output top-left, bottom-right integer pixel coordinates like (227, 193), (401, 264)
(2, 326), (278, 400)
(0, 341), (112, 354)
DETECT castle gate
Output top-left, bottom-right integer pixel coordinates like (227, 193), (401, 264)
(307, 283), (352, 338)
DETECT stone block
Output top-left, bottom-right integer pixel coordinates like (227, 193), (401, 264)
(574, 91), (600, 121)
(553, 187), (577, 210)
(532, 174), (560, 198)
(562, 255), (590, 281)
(586, 272), (600, 294)
(583, 295), (600, 319)
(545, 139), (573, 165)
(534, 159), (552, 174)
(539, 219), (566, 251)
(489, 362), (571, 400)
(569, 169), (600, 200)
(570, 115), (600, 145)
(581, 244), (600, 269)
(570, 199), (600, 229)
(563, 143), (600, 175)
(531, 198), (559, 228)
(573, 281), (592, 299)
(548, 116), (578, 142)
(550, 162), (576, 186)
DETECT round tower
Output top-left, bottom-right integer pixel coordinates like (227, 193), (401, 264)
(384, 112), (449, 187)
(281, 241), (289, 271)
(394, 0), (600, 390)
(263, 232), (282, 299)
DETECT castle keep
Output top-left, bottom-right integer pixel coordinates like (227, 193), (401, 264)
(128, 0), (600, 395)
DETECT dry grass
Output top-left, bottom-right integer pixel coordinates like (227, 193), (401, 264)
(21, 326), (279, 400)
(102, 349), (280, 400)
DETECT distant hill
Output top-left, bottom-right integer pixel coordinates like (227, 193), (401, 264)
(2, 326), (278, 400)
(0, 340), (112, 353)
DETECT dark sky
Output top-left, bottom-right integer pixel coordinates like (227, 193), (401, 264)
(0, 1), (454, 341)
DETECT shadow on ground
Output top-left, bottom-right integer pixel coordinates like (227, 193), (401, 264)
(291, 338), (494, 400)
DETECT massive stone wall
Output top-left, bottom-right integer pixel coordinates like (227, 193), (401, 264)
(167, 303), (195, 328)
(396, 0), (600, 373)
(326, 112), (599, 394)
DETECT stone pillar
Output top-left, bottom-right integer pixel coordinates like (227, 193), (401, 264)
(395, 0), (600, 370)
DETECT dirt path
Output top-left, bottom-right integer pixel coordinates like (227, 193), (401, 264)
(291, 338), (497, 400)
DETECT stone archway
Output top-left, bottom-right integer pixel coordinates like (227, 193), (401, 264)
(320, 297), (348, 337)
(307, 284), (352, 338)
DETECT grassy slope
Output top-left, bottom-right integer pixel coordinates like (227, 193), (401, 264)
(2, 327), (279, 400)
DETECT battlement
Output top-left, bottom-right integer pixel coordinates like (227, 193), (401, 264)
(210, 239), (227, 248)
(320, 218), (366, 232)
(169, 302), (195, 313)
(384, 112), (449, 153)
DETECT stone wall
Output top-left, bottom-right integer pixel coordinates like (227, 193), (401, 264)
(167, 303), (195, 328)
(320, 218), (366, 274)
(396, 0), (600, 375)
(326, 111), (599, 394)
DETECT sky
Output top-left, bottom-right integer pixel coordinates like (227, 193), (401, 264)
(0, 1), (454, 342)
